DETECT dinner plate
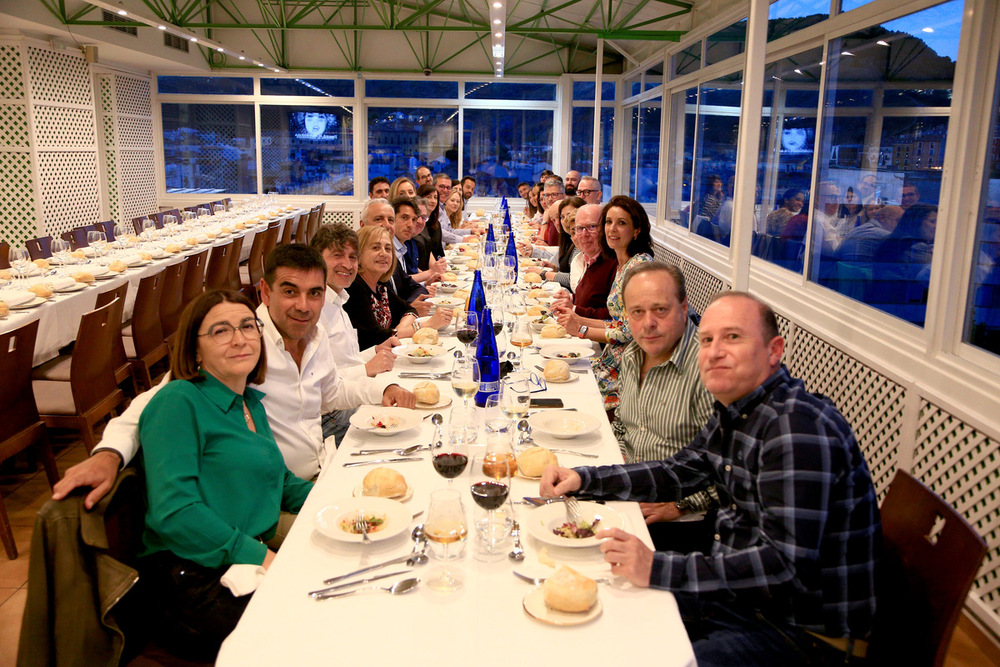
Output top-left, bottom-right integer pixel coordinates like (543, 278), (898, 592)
(349, 406), (422, 436)
(542, 373), (579, 384)
(524, 503), (625, 549)
(9, 296), (46, 310)
(539, 346), (596, 361)
(427, 296), (465, 308)
(54, 282), (87, 293)
(394, 344), (448, 364)
(0, 291), (36, 307)
(352, 483), (414, 503)
(314, 497), (411, 543)
(528, 411), (602, 440)
(522, 588), (602, 626)
(415, 395), (453, 410)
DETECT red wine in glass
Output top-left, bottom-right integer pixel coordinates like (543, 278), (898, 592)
(433, 452), (469, 479)
(456, 328), (477, 346)
(470, 480), (509, 510)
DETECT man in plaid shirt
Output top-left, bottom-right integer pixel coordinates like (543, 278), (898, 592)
(542, 291), (879, 665)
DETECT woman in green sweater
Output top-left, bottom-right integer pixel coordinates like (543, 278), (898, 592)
(138, 289), (313, 659)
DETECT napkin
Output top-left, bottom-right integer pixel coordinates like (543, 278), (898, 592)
(0, 290), (35, 307)
(47, 276), (76, 291)
(221, 564), (267, 597)
(122, 254), (144, 267)
(196, 234), (209, 243)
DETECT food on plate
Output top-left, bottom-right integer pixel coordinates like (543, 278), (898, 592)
(107, 260), (128, 273)
(186, 237), (199, 246)
(555, 351), (582, 359)
(527, 305), (549, 317)
(340, 513), (387, 534)
(439, 282), (458, 290)
(139, 252), (153, 261)
(542, 566), (598, 613)
(28, 283), (53, 299)
(164, 243), (183, 254)
(543, 360), (571, 382)
(362, 467), (408, 499)
(553, 517), (601, 539)
(72, 271), (95, 284)
(408, 346), (434, 358)
(205, 232), (217, 240)
(33, 258), (50, 270)
(540, 323), (567, 339)
(220, 227), (232, 235)
(523, 272), (542, 284)
(454, 289), (470, 300)
(413, 381), (440, 405)
(412, 327), (440, 345)
(0, 301), (8, 317)
(466, 260), (478, 270)
(442, 272), (458, 281)
(528, 289), (550, 300)
(369, 415), (401, 430)
(517, 446), (558, 478)
(475, 208), (485, 217)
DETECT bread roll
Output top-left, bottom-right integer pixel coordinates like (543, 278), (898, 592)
(28, 283), (53, 298)
(523, 272), (542, 284)
(543, 360), (571, 382)
(527, 305), (548, 317)
(412, 327), (439, 345)
(466, 260), (478, 270)
(72, 271), (95, 284)
(33, 258), (50, 270)
(475, 208), (485, 217)
(205, 232), (217, 239)
(0, 269), (11, 281)
(165, 243), (183, 253)
(442, 272), (458, 281)
(0, 301), (8, 317)
(220, 227), (232, 235)
(71, 250), (87, 259)
(362, 467), (408, 499)
(234, 222), (246, 230)
(107, 260), (128, 273)
(528, 289), (549, 299)
(413, 381), (440, 405)
(186, 237), (199, 246)
(517, 446), (558, 478)
(540, 323), (567, 339)
(542, 566), (598, 613)
(139, 252), (153, 261)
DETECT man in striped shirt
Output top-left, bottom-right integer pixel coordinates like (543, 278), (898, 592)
(614, 262), (715, 552)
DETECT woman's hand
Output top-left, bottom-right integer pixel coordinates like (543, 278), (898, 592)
(553, 305), (581, 333)
(428, 307), (453, 331)
(395, 314), (418, 339)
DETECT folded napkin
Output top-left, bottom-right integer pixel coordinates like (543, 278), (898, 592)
(221, 564), (267, 597)
(22, 265), (42, 277)
(0, 290), (35, 307)
(47, 276), (76, 290)
(122, 254), (144, 267)
(196, 234), (210, 243)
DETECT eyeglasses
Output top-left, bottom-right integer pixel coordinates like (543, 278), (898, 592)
(541, 193), (563, 200)
(576, 189), (598, 197)
(572, 224), (600, 236)
(199, 317), (264, 345)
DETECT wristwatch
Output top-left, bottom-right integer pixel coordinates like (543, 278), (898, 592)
(577, 325), (589, 339)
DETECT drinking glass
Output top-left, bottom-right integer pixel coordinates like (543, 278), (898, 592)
(501, 374), (531, 423)
(451, 356), (479, 409)
(8, 247), (30, 285)
(86, 231), (107, 258)
(483, 394), (508, 435)
(454, 309), (478, 356)
(424, 489), (467, 592)
(50, 239), (70, 265)
(509, 318), (533, 369)
(112, 224), (127, 250)
(447, 404), (478, 450)
(141, 219), (156, 240)
(470, 451), (513, 560)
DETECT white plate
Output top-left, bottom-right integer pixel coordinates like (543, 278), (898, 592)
(543, 373), (579, 384)
(349, 406), (422, 436)
(54, 282), (87, 293)
(528, 411), (602, 440)
(9, 296), (46, 310)
(314, 497), (411, 543)
(352, 483), (414, 503)
(437, 283), (460, 293)
(415, 395), (453, 410)
(522, 588), (602, 626)
(415, 316), (452, 332)
(0, 291), (36, 307)
(427, 296), (465, 308)
(524, 502), (625, 549)
(394, 344), (447, 364)
(539, 346), (596, 361)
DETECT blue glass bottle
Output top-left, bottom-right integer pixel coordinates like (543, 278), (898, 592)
(504, 227), (518, 276)
(502, 209), (512, 234)
(474, 307), (501, 407)
(466, 269), (487, 323)
(483, 224), (496, 255)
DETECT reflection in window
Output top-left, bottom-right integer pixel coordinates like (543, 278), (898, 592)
(464, 82), (556, 101)
(672, 43), (701, 78)
(767, 0), (828, 42)
(753, 47), (823, 273)
(965, 64), (1000, 355)
(368, 107), (458, 183)
(810, 0), (961, 327)
(645, 63), (664, 91)
(161, 103), (256, 194)
(572, 81), (616, 101)
(706, 19), (746, 66)
(260, 78), (353, 97)
(365, 80), (458, 98)
(260, 106), (353, 196)
(690, 74), (742, 247)
(462, 109), (553, 197)
(666, 87), (696, 227)
(570, 107), (614, 198)
(628, 97), (661, 204)
(157, 76), (252, 95)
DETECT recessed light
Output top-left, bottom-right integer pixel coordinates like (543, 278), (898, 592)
(794, 68), (802, 74)
(157, 25), (166, 30)
(841, 51), (853, 56)
(217, 47), (224, 53)
(273, 68), (280, 72)
(189, 37), (197, 42)
(877, 40), (889, 46)
(494, 32), (502, 38)
(493, 1), (502, 6)
(922, 27), (933, 33)
(493, 19), (501, 24)
(117, 9), (127, 16)
(238, 55), (246, 60)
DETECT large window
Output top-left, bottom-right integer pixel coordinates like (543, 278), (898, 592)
(463, 109), (553, 197)
(809, 0), (961, 327)
(690, 73), (742, 247)
(161, 103), (256, 194)
(368, 107), (458, 181)
(628, 96), (661, 204)
(260, 105), (354, 196)
(666, 87), (697, 227)
(261, 78), (353, 97)
(570, 107), (614, 197)
(158, 76), (252, 95)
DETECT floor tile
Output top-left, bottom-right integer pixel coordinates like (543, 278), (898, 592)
(0, 588), (27, 667)
(0, 525), (33, 588)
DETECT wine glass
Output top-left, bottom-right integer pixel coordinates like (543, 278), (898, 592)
(424, 489), (468, 592)
(87, 231), (107, 259)
(112, 224), (127, 250)
(455, 309), (478, 357)
(141, 219), (156, 240)
(451, 356), (479, 409)
(50, 239), (70, 265)
(483, 394), (508, 435)
(9, 246), (30, 285)
(432, 413), (470, 486)
(501, 374), (531, 424)
(471, 449), (513, 560)
(509, 318), (533, 369)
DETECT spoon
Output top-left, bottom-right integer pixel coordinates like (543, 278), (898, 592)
(352, 443), (428, 456)
(517, 419), (532, 446)
(431, 413), (445, 447)
(312, 577), (420, 601)
(508, 521), (525, 561)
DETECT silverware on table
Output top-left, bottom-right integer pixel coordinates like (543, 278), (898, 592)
(512, 570), (611, 586)
(546, 447), (598, 459)
(312, 578), (420, 601)
(533, 364), (587, 375)
(342, 457), (424, 468)
(356, 510), (371, 544)
(308, 570), (409, 598)
(398, 372), (451, 379)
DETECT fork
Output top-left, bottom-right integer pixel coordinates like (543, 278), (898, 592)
(565, 496), (582, 524)
(356, 510), (372, 544)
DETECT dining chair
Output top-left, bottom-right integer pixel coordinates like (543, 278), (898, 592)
(61, 227), (90, 251)
(132, 216), (151, 235)
(222, 197), (233, 211)
(263, 220), (281, 260)
(26, 236), (53, 260)
(307, 203), (323, 244)
(279, 212), (302, 246)
(158, 258), (188, 341)
(0, 319), (59, 559)
(0, 241), (9, 269)
(227, 235), (245, 293)
(33, 299), (125, 452)
(240, 229), (269, 305)
(298, 206), (321, 245)
(123, 270), (170, 391)
(204, 240), (235, 291)
(868, 469), (988, 666)
(181, 247), (209, 303)
(93, 220), (116, 243)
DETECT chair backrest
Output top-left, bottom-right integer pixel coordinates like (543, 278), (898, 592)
(262, 221), (281, 266)
(95, 282), (130, 379)
(132, 216), (151, 235)
(93, 221), (116, 242)
(26, 236), (53, 260)
(181, 248), (209, 304)
(204, 241), (234, 291)
(0, 319), (42, 442)
(223, 197), (233, 211)
(227, 235), (245, 291)
(69, 300), (120, 414)
(869, 470), (988, 667)
(246, 229), (269, 293)
(301, 205), (321, 244)
(62, 227), (90, 251)
(279, 212), (300, 245)
(0, 241), (9, 269)
(158, 259), (187, 339)
(130, 270), (166, 358)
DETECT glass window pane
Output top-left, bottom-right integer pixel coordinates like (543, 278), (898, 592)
(644, 63), (664, 91)
(157, 76), (252, 95)
(573, 81), (616, 101)
(462, 109), (553, 197)
(464, 82), (556, 101)
(810, 0), (962, 327)
(882, 88), (952, 107)
(598, 107), (615, 199)
(161, 103), (257, 193)
(767, 0), (829, 42)
(260, 106), (354, 196)
(628, 96), (661, 204)
(672, 44), (701, 78)
(365, 80), (458, 98)
(570, 107), (614, 198)
(666, 87), (697, 228)
(964, 67), (1000, 354)
(368, 107), (458, 183)
(706, 18), (747, 67)
(841, 0), (876, 12)
(690, 74), (742, 247)
(753, 47), (823, 273)
(260, 78), (354, 97)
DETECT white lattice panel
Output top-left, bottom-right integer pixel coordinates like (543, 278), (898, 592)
(106, 147), (120, 223)
(0, 44), (24, 100)
(913, 401), (1000, 613)
(118, 116), (152, 149)
(775, 313), (793, 345)
(38, 152), (100, 237)
(0, 103), (29, 148)
(787, 327), (905, 498)
(26, 46), (92, 106)
(120, 151), (157, 222)
(0, 152), (37, 246)
(33, 105), (96, 148)
(324, 210), (355, 227)
(99, 75), (114, 114)
(652, 243), (683, 268)
(115, 75), (150, 116)
(681, 260), (727, 314)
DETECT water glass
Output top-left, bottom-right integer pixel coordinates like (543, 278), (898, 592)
(424, 489), (467, 592)
(448, 404), (479, 447)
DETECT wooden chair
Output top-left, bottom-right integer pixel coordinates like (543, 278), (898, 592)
(222, 197), (233, 211)
(33, 300), (125, 452)
(204, 240), (235, 291)
(93, 220), (116, 242)
(123, 270), (170, 391)
(158, 258), (188, 341)
(132, 216), (152, 235)
(240, 229), (269, 305)
(0, 319), (59, 559)
(227, 235), (245, 293)
(61, 227), (90, 251)
(26, 236), (53, 260)
(298, 206), (321, 244)
(279, 212), (302, 246)
(263, 219), (282, 260)
(869, 470), (989, 666)
(0, 241), (9, 269)
(181, 248), (209, 303)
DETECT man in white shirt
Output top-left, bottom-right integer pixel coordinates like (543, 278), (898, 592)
(53, 244), (415, 507)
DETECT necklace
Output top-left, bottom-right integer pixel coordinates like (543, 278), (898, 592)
(242, 401), (253, 428)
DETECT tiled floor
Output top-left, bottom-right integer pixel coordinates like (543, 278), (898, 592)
(2, 437), (998, 667)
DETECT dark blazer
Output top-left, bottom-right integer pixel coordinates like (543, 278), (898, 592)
(344, 275), (417, 350)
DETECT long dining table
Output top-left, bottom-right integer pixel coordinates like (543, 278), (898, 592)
(215, 274), (696, 667)
(0, 206), (304, 365)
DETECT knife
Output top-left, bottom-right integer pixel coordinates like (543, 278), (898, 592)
(322, 554), (416, 585)
(308, 570), (410, 598)
(342, 457), (424, 468)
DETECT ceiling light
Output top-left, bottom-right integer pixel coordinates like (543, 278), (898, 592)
(238, 55), (246, 60)
(493, 19), (501, 24)
(117, 9), (127, 16)
(493, 1), (502, 6)
(841, 51), (853, 56)
(794, 68), (803, 74)
(157, 25), (166, 30)
(877, 40), (889, 46)
(273, 68), (280, 72)
(189, 37), (197, 42)
(217, 47), (224, 52)
(494, 32), (502, 38)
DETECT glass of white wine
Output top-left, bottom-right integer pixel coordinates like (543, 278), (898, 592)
(424, 489), (468, 592)
(451, 356), (479, 409)
(509, 317), (533, 368)
(501, 374), (531, 424)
